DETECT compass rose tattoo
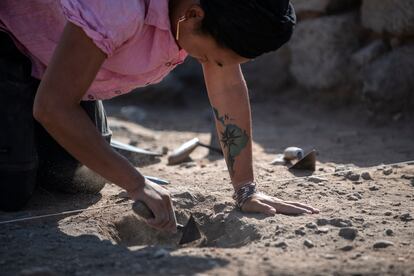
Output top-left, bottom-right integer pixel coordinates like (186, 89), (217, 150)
(213, 107), (249, 177)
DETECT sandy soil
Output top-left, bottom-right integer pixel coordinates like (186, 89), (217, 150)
(1, 91), (413, 276)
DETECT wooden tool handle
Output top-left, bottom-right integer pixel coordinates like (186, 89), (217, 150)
(132, 201), (154, 220)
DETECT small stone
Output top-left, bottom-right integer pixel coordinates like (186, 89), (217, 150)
(373, 240), (394, 249)
(316, 218), (329, 226)
(316, 227), (330, 234)
(347, 194), (359, 201)
(330, 218), (353, 228)
(304, 239), (314, 248)
(339, 245), (354, 251)
(161, 146), (169, 155)
(305, 222), (318, 229)
(153, 248), (170, 259)
(264, 242), (270, 247)
(384, 211), (392, 216)
(361, 171), (373, 180)
(369, 186), (380, 191)
(323, 254), (337, 260)
(385, 229), (394, 236)
(339, 227), (358, 240)
(308, 176), (328, 184)
(383, 168), (393, 175)
(351, 253), (362, 260)
(400, 213), (413, 222)
(401, 174), (414, 180)
(346, 172), (360, 181)
(274, 241), (288, 249)
(295, 228), (306, 236)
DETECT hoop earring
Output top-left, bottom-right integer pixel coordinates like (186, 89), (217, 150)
(176, 16), (186, 41)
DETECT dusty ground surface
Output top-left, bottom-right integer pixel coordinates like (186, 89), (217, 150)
(1, 91), (413, 276)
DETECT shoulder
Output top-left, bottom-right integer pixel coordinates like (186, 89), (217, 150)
(60, 0), (146, 57)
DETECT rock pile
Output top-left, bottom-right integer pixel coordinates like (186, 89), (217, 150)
(288, 0), (414, 116)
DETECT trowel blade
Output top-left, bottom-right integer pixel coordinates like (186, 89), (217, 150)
(178, 215), (202, 245)
(289, 150), (317, 171)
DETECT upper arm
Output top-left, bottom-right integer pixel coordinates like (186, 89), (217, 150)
(34, 22), (106, 116)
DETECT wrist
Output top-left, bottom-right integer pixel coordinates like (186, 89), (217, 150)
(232, 182), (257, 208)
(124, 174), (146, 200)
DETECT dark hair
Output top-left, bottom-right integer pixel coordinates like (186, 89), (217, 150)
(199, 0), (296, 59)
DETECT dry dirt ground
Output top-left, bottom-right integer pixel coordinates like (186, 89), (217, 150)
(1, 91), (413, 276)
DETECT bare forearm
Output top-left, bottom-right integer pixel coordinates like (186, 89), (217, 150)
(37, 106), (145, 192)
(204, 66), (254, 191)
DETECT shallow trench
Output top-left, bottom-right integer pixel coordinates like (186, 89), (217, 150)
(103, 210), (262, 249)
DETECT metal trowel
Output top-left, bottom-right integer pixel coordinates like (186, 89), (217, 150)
(289, 149), (317, 171)
(132, 201), (202, 245)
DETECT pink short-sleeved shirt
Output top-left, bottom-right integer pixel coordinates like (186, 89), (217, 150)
(0, 0), (188, 101)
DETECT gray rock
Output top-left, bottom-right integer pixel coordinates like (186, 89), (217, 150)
(323, 254), (337, 260)
(346, 171), (361, 181)
(295, 228), (306, 236)
(352, 40), (388, 67)
(339, 227), (358, 240)
(361, 171), (373, 180)
(274, 241), (288, 249)
(400, 213), (414, 222)
(316, 218), (329, 226)
(339, 245), (354, 251)
(242, 47), (291, 97)
(289, 13), (361, 90)
(306, 222), (318, 229)
(373, 240), (394, 249)
(369, 185), (380, 191)
(347, 195), (359, 201)
(385, 229), (394, 236)
(401, 174), (414, 180)
(361, 0), (414, 36)
(347, 193), (363, 201)
(304, 239), (315, 248)
(330, 218), (353, 228)
(316, 227), (330, 234)
(308, 176), (328, 184)
(361, 45), (414, 114)
(383, 167), (393, 175)
(384, 211), (392, 216)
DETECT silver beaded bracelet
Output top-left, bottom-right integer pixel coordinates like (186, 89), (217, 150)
(233, 182), (257, 208)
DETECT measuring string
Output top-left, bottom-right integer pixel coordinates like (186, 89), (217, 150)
(0, 159), (413, 226)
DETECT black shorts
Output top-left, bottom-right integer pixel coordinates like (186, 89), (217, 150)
(0, 32), (111, 211)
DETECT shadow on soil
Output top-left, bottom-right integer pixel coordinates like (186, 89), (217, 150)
(0, 191), (229, 275)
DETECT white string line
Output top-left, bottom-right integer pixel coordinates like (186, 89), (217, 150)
(0, 159), (413, 226)
(260, 159), (414, 184)
(0, 202), (131, 226)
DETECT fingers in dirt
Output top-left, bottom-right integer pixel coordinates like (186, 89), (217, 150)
(243, 199), (277, 215)
(284, 201), (320, 214)
(270, 202), (312, 215)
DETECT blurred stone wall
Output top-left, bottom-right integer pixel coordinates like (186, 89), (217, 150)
(248, 0), (414, 116)
(126, 0), (414, 117)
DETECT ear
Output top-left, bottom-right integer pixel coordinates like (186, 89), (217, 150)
(185, 4), (205, 21)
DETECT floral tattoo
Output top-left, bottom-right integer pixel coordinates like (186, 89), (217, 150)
(213, 107), (249, 177)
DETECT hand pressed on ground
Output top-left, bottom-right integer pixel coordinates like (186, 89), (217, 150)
(241, 193), (320, 215)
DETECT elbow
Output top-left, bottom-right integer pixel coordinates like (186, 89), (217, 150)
(33, 95), (57, 126)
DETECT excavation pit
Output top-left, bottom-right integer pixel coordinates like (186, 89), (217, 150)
(107, 211), (262, 248)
